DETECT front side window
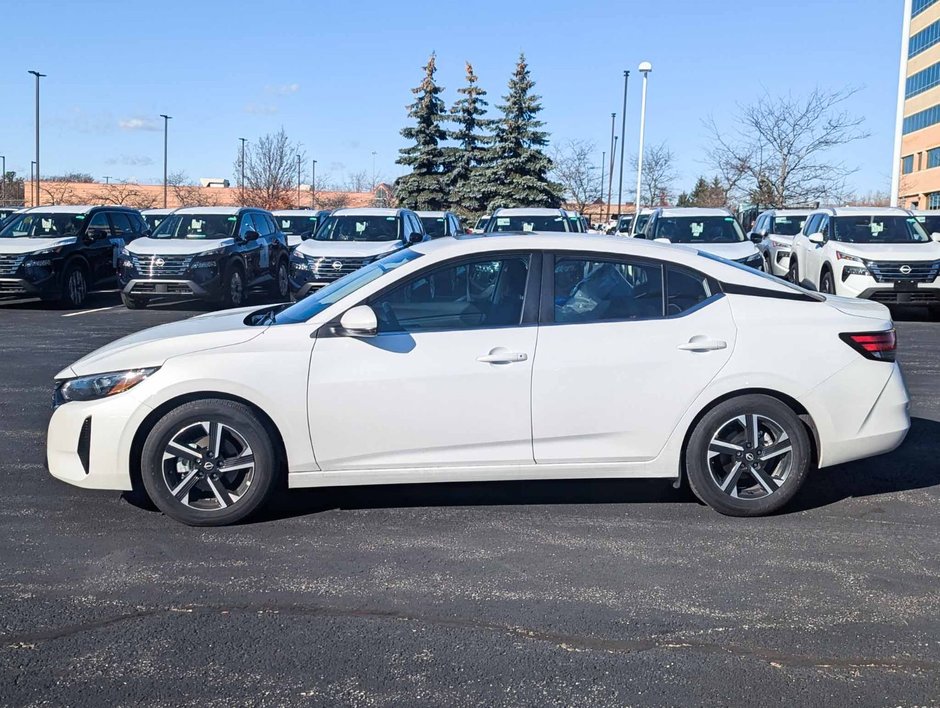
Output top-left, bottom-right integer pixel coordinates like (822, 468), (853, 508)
(489, 215), (569, 232)
(86, 212), (111, 239)
(0, 211), (87, 238)
(371, 255), (531, 333)
(803, 214), (822, 235)
(554, 257), (664, 324)
(653, 216), (745, 244)
(917, 213), (940, 233)
(109, 212), (134, 237)
(634, 213), (651, 234)
(315, 215), (401, 242)
(831, 216), (930, 244)
(420, 217), (446, 238)
(771, 215), (806, 236)
(153, 214), (238, 240)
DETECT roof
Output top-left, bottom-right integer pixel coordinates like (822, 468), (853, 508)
(658, 208), (733, 218)
(173, 206), (246, 215)
(332, 207), (401, 216)
(415, 211), (449, 218)
(141, 208), (174, 215)
(22, 205), (96, 214)
(761, 208), (814, 217)
(271, 209), (322, 216)
(493, 207), (565, 216)
(820, 206), (912, 217)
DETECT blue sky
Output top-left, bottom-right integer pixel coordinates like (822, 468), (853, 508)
(0, 0), (903, 197)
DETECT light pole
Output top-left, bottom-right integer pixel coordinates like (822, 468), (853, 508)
(634, 62), (653, 211)
(296, 154), (302, 207)
(617, 70), (630, 218)
(311, 159), (317, 208)
(608, 136), (618, 217)
(607, 112), (616, 220)
(30, 161), (36, 207)
(28, 70), (45, 206)
(600, 150), (606, 223)
(239, 137), (247, 198)
(1, 155), (5, 204)
(160, 114), (171, 208)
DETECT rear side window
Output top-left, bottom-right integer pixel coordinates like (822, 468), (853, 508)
(666, 267), (715, 315)
(553, 257), (664, 323)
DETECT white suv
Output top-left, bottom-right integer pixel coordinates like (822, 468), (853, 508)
(749, 209), (813, 278)
(789, 207), (940, 315)
(644, 207), (763, 269)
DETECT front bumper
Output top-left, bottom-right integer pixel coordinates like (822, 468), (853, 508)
(0, 273), (58, 299)
(768, 249), (791, 278)
(122, 277), (219, 299)
(290, 278), (330, 299)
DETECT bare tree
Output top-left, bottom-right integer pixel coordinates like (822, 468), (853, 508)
(631, 141), (677, 207)
(343, 170), (371, 193)
(706, 87), (869, 208)
(168, 171), (223, 207)
(235, 129), (306, 210)
(40, 182), (82, 206)
(844, 189), (892, 207)
(93, 181), (159, 208)
(317, 192), (350, 210)
(551, 139), (602, 214)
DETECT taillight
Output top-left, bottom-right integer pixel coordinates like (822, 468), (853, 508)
(839, 330), (897, 362)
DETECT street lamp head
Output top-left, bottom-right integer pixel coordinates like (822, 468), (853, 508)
(160, 114), (172, 121)
(28, 70), (46, 78)
(638, 61), (653, 74)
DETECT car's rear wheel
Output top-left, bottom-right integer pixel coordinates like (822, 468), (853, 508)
(685, 394), (811, 517)
(121, 293), (148, 309)
(140, 399), (279, 526)
(272, 258), (289, 300)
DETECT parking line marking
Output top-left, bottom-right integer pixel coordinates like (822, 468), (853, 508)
(62, 305), (122, 318)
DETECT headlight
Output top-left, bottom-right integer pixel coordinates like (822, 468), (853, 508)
(741, 253), (763, 268)
(25, 259), (53, 268)
(189, 260), (217, 270)
(768, 237), (791, 249)
(120, 247), (130, 257)
(196, 248), (225, 258)
(835, 251), (864, 264)
(54, 368), (158, 407)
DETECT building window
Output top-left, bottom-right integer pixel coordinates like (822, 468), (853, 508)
(903, 155), (915, 174)
(914, 0), (938, 17)
(910, 20), (940, 58)
(930, 149), (940, 169)
(929, 193), (940, 210)
(904, 103), (940, 133)
(907, 62), (940, 98)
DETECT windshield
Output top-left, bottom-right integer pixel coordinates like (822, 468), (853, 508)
(654, 216), (745, 244)
(617, 216), (634, 232)
(276, 215), (319, 236)
(0, 212), (86, 238)
(272, 249), (423, 324)
(315, 215), (401, 242)
(420, 217), (446, 238)
(772, 215), (806, 236)
(567, 216), (586, 233)
(633, 213), (650, 234)
(831, 216), (929, 244)
(143, 215), (167, 232)
(152, 214), (238, 239)
(488, 215), (569, 232)
(915, 215), (940, 237)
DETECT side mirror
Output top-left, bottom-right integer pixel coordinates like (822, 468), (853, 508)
(654, 237), (672, 244)
(749, 231), (765, 243)
(244, 230), (260, 241)
(808, 232), (825, 245)
(407, 231), (424, 245)
(931, 232), (940, 243)
(300, 230), (314, 241)
(338, 305), (378, 337)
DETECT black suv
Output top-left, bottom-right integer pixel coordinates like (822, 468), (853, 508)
(118, 207), (290, 309)
(0, 205), (146, 307)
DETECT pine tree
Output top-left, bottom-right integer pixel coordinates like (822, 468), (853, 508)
(481, 53), (563, 211)
(443, 62), (493, 218)
(395, 53), (448, 210)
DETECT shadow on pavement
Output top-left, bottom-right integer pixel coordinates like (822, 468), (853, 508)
(249, 417), (940, 523)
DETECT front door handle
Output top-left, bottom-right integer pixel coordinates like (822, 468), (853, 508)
(477, 348), (528, 364)
(678, 337), (727, 352)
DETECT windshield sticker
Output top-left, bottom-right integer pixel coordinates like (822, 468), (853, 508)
(522, 222), (534, 232)
(227, 216), (238, 221)
(871, 222), (885, 235)
(386, 217), (397, 221)
(75, 214), (85, 220)
(356, 221), (367, 233)
(497, 218), (510, 226)
(691, 222), (704, 237)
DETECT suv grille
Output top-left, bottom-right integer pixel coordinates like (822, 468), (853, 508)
(866, 260), (940, 283)
(0, 254), (25, 276)
(306, 256), (372, 282)
(131, 254), (192, 277)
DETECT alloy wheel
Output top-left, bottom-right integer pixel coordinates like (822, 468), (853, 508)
(277, 262), (289, 297)
(68, 270), (87, 305)
(706, 414), (793, 500)
(161, 421), (255, 511)
(230, 271), (244, 305)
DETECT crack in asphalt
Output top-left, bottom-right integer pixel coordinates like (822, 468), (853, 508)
(4, 602), (938, 673)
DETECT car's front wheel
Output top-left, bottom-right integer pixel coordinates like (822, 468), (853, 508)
(685, 394), (811, 517)
(787, 258), (799, 285)
(121, 293), (148, 309)
(272, 258), (289, 300)
(221, 263), (245, 309)
(820, 269), (836, 295)
(60, 263), (88, 308)
(140, 399), (279, 526)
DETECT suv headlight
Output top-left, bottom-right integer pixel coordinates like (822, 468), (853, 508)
(768, 237), (791, 249)
(741, 252), (763, 268)
(54, 368), (158, 407)
(835, 251), (864, 264)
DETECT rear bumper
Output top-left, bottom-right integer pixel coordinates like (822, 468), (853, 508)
(800, 361), (910, 468)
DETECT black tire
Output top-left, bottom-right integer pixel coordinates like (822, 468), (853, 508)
(820, 268), (835, 295)
(220, 262), (246, 309)
(59, 263), (88, 308)
(121, 292), (148, 309)
(685, 394), (811, 517)
(140, 399), (279, 526)
(787, 258), (799, 285)
(271, 258), (289, 300)
(929, 305), (940, 321)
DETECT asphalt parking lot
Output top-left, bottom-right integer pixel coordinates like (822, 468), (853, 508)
(0, 292), (939, 707)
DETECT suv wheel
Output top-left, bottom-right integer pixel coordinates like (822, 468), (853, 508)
(221, 263), (245, 308)
(140, 399), (279, 526)
(121, 293), (148, 310)
(820, 269), (835, 295)
(272, 258), (289, 300)
(685, 394), (811, 517)
(60, 263), (88, 308)
(787, 259), (799, 285)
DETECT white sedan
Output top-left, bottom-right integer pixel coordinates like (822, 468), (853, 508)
(47, 234), (910, 525)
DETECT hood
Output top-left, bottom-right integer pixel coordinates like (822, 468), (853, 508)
(294, 239), (403, 259)
(286, 234), (304, 248)
(823, 294), (892, 321)
(126, 237), (235, 256)
(0, 236), (77, 255)
(829, 241), (940, 261)
(60, 305), (264, 378)
(691, 241), (759, 261)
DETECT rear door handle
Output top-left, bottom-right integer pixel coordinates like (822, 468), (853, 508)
(478, 348), (528, 364)
(678, 337), (727, 352)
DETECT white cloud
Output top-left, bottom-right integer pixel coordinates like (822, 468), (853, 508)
(105, 154), (155, 167)
(265, 83), (300, 95)
(244, 103), (279, 115)
(118, 117), (160, 132)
